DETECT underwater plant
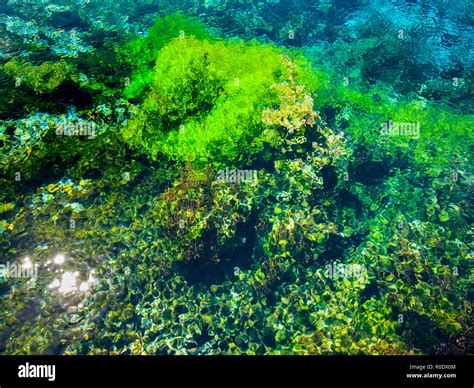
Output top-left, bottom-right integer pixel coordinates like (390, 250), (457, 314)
(0, 7), (472, 360)
(122, 13), (213, 100)
(122, 36), (311, 165)
(2, 58), (71, 95)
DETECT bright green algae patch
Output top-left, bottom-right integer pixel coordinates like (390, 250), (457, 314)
(122, 13), (213, 100)
(311, 69), (473, 175)
(123, 37), (313, 165)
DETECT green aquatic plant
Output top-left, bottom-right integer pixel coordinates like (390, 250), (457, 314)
(0, 202), (15, 215)
(122, 35), (321, 165)
(2, 58), (71, 95)
(122, 13), (212, 100)
(311, 69), (473, 177)
(291, 279), (409, 355)
(151, 164), (261, 263)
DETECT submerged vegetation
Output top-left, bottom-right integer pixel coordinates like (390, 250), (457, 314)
(0, 3), (472, 356)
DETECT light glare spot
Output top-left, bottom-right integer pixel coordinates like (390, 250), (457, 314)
(21, 256), (32, 270)
(54, 254), (65, 265)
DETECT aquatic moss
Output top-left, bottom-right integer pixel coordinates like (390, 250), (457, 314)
(2, 58), (71, 95)
(152, 165), (259, 263)
(123, 36), (310, 165)
(122, 13), (212, 100)
(310, 70), (473, 177)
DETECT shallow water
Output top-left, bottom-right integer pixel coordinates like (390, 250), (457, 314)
(0, 0), (472, 355)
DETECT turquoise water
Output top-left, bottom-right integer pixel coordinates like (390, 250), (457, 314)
(0, 0), (472, 355)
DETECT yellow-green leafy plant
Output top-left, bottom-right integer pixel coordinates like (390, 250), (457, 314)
(3, 58), (71, 94)
(122, 36), (319, 165)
